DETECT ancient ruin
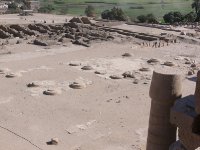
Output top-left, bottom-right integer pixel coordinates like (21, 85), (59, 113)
(147, 70), (200, 150)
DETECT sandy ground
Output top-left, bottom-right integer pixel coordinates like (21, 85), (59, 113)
(0, 13), (73, 24)
(0, 14), (199, 150)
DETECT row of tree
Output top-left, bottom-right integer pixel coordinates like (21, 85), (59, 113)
(84, 0), (200, 24)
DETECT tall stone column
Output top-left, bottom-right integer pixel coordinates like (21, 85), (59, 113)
(195, 71), (200, 114)
(147, 71), (182, 150)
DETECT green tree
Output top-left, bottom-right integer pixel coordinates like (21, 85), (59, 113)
(137, 14), (158, 23)
(192, 0), (200, 15)
(137, 15), (147, 23)
(85, 5), (96, 17)
(101, 7), (127, 21)
(184, 12), (196, 22)
(163, 11), (184, 24)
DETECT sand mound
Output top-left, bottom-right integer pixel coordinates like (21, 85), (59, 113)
(43, 89), (61, 96)
(69, 61), (81, 66)
(94, 70), (107, 75)
(122, 71), (135, 78)
(147, 58), (160, 64)
(27, 82), (40, 88)
(5, 73), (19, 78)
(122, 53), (132, 57)
(110, 75), (123, 79)
(139, 67), (151, 72)
(69, 81), (86, 89)
(81, 65), (93, 70)
(164, 61), (175, 67)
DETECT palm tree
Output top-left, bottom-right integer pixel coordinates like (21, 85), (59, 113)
(192, 0), (200, 15)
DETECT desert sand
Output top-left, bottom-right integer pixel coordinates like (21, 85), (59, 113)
(0, 13), (198, 150)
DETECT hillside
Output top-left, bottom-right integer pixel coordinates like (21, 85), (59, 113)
(40, 0), (193, 19)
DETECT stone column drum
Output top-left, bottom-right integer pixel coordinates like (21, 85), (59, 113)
(147, 71), (182, 150)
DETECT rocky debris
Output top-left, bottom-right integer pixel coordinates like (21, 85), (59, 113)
(122, 71), (135, 78)
(33, 39), (48, 46)
(81, 65), (93, 70)
(191, 63), (197, 68)
(139, 67), (151, 72)
(37, 24), (51, 31)
(94, 70), (107, 75)
(49, 24), (63, 31)
(164, 61), (175, 67)
(47, 138), (59, 145)
(16, 39), (23, 44)
(147, 58), (160, 64)
(7, 28), (23, 38)
(0, 29), (10, 39)
(69, 81), (86, 89)
(185, 60), (192, 64)
(58, 37), (70, 43)
(0, 22), (180, 47)
(122, 53), (132, 57)
(0, 25), (23, 38)
(27, 82), (40, 87)
(69, 61), (81, 66)
(10, 24), (35, 36)
(65, 22), (79, 29)
(110, 75), (123, 79)
(180, 31), (186, 35)
(65, 33), (75, 40)
(43, 89), (61, 96)
(81, 17), (92, 24)
(133, 79), (139, 84)
(69, 17), (83, 24)
(5, 73), (18, 78)
(188, 70), (195, 75)
(28, 24), (48, 33)
(72, 39), (90, 47)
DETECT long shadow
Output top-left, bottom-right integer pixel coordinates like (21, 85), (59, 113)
(187, 76), (197, 82)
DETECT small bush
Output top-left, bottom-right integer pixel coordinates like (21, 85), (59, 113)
(85, 5), (96, 17)
(101, 7), (127, 21)
(137, 15), (147, 23)
(163, 11), (184, 24)
(146, 14), (158, 23)
(184, 11), (196, 22)
(137, 13), (158, 23)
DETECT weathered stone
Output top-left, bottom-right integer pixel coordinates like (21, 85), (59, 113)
(147, 58), (160, 64)
(122, 53), (132, 57)
(81, 65), (93, 70)
(0, 29), (10, 39)
(147, 71), (182, 150)
(33, 39), (48, 46)
(69, 81), (86, 89)
(27, 82), (40, 87)
(81, 17), (92, 24)
(164, 61), (175, 67)
(139, 67), (151, 72)
(122, 71), (135, 78)
(43, 89), (61, 96)
(69, 17), (83, 24)
(110, 75), (123, 79)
